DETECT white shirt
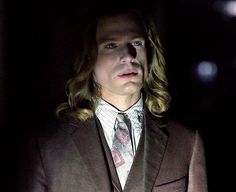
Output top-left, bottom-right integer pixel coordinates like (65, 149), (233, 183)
(95, 97), (144, 156)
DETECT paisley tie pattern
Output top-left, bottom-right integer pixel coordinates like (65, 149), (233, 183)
(111, 113), (134, 189)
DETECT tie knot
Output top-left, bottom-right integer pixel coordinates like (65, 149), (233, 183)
(117, 112), (130, 123)
(116, 113), (131, 131)
(117, 113), (127, 121)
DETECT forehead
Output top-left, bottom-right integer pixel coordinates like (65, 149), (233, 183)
(96, 14), (145, 42)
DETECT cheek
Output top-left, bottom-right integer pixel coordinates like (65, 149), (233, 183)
(95, 53), (117, 73)
(93, 60), (113, 84)
(144, 63), (149, 78)
(137, 51), (148, 74)
(93, 64), (105, 83)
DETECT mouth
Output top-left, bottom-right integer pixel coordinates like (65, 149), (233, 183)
(118, 72), (138, 78)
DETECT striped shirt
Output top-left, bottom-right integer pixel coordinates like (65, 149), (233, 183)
(95, 96), (144, 155)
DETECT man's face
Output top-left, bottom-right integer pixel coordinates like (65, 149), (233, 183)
(94, 14), (148, 101)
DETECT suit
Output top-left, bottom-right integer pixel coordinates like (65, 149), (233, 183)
(18, 109), (208, 192)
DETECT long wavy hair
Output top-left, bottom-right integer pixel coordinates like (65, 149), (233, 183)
(56, 6), (171, 121)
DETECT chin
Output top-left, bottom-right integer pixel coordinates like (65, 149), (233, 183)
(121, 86), (142, 95)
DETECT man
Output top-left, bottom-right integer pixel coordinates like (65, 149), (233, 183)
(18, 4), (208, 192)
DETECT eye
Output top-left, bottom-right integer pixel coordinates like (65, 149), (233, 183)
(131, 40), (143, 47)
(104, 42), (117, 49)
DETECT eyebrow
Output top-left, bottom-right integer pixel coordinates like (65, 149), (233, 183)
(97, 30), (145, 45)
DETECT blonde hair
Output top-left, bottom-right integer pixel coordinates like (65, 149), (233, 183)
(56, 8), (171, 121)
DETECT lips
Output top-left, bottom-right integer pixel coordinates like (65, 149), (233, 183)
(118, 71), (138, 77)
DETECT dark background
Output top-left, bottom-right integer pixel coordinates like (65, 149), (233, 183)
(1, 0), (235, 191)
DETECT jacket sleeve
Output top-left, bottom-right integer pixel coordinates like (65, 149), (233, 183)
(188, 130), (208, 192)
(17, 135), (48, 192)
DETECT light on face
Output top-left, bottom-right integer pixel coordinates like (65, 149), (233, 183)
(195, 61), (218, 82)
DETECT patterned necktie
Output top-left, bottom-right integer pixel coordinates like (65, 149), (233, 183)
(111, 113), (134, 189)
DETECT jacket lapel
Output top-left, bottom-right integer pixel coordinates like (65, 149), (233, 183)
(65, 115), (113, 191)
(124, 110), (169, 192)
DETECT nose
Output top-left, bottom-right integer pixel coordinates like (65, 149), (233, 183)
(120, 43), (137, 63)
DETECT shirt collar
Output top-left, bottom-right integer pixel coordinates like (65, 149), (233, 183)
(95, 95), (143, 121)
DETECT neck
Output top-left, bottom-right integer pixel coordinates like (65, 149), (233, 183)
(100, 93), (141, 111)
